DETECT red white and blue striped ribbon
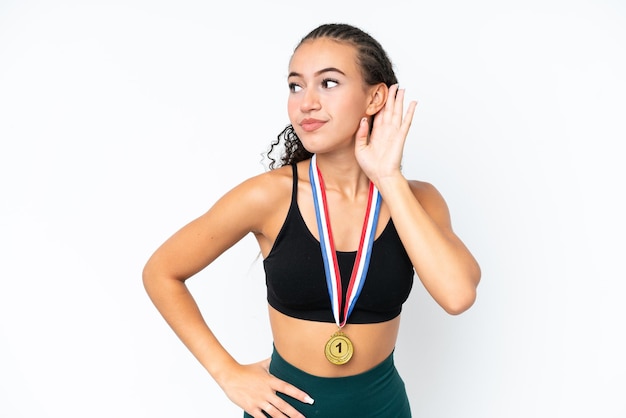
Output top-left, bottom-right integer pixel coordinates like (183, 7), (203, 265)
(309, 154), (382, 328)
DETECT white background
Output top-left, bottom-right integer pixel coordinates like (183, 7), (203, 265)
(1, 0), (625, 417)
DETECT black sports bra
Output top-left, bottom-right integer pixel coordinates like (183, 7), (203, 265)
(264, 163), (414, 324)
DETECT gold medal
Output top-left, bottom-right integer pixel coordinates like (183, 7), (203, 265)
(324, 331), (353, 365)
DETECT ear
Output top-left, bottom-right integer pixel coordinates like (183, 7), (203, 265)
(365, 83), (389, 116)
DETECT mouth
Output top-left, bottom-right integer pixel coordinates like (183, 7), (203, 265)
(300, 118), (326, 132)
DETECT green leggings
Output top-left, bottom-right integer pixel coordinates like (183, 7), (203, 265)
(243, 346), (412, 417)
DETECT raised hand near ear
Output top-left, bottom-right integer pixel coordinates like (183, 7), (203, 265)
(355, 84), (417, 185)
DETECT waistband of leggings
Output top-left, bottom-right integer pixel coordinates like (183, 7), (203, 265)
(270, 345), (396, 390)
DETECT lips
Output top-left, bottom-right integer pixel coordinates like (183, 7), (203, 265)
(300, 118), (326, 132)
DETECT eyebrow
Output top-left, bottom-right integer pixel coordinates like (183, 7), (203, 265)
(288, 67), (346, 78)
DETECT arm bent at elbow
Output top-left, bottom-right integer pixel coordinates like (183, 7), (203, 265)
(376, 175), (481, 315)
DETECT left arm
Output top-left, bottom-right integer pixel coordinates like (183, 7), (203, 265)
(376, 175), (480, 314)
(356, 84), (480, 314)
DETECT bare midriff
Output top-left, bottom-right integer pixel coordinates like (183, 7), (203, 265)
(268, 305), (401, 377)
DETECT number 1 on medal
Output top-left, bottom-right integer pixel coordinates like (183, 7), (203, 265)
(325, 331), (353, 365)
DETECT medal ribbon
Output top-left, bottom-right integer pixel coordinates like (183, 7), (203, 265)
(309, 154), (382, 328)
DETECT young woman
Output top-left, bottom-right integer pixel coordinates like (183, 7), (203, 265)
(143, 23), (481, 418)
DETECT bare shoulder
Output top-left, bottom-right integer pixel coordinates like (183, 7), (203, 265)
(407, 179), (453, 228)
(226, 164), (297, 255)
(234, 165), (292, 201)
(221, 165), (294, 231)
(407, 179), (444, 200)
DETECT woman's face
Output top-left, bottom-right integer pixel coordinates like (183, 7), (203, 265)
(287, 38), (377, 154)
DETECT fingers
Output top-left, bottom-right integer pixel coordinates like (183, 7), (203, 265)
(264, 377), (313, 418)
(390, 84), (415, 123)
(247, 375), (313, 418)
(259, 395), (303, 418)
(257, 400), (285, 418)
(374, 84), (415, 129)
(354, 117), (369, 149)
(400, 99), (418, 137)
(372, 84), (395, 129)
(371, 83), (417, 148)
(271, 376), (314, 406)
(251, 390), (310, 418)
(392, 85), (405, 123)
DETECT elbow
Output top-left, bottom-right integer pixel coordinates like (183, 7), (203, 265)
(440, 267), (481, 315)
(142, 257), (189, 298)
(142, 263), (155, 294)
(142, 259), (164, 295)
(441, 289), (476, 315)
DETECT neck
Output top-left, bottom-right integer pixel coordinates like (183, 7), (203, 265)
(312, 153), (370, 200)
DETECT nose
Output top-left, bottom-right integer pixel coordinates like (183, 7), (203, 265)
(300, 87), (321, 112)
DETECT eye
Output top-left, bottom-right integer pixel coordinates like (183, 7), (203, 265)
(288, 82), (302, 93)
(321, 78), (339, 89)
